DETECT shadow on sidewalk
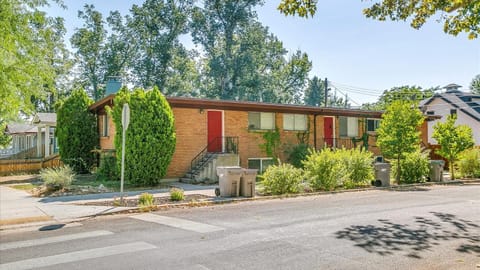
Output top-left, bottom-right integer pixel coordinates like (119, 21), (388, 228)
(335, 212), (480, 259)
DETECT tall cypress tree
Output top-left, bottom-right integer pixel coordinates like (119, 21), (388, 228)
(111, 87), (176, 186)
(57, 89), (98, 173)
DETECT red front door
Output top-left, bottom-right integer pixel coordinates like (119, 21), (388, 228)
(207, 111), (223, 152)
(324, 117), (333, 147)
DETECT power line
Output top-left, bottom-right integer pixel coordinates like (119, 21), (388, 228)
(327, 83), (361, 106)
(330, 81), (384, 94)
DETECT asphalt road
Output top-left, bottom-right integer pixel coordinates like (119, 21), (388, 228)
(1, 184), (479, 270)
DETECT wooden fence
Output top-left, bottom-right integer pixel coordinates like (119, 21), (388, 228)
(0, 155), (62, 176)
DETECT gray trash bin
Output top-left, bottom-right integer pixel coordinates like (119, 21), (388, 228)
(374, 163), (391, 187)
(429, 160), (445, 182)
(241, 169), (258, 197)
(216, 166), (242, 197)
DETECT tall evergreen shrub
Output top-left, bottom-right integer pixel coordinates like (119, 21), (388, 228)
(111, 87), (176, 186)
(57, 89), (98, 173)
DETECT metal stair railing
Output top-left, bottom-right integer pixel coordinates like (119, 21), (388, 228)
(190, 136), (239, 172)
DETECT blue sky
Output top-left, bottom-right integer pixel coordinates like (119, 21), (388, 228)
(45, 0), (480, 104)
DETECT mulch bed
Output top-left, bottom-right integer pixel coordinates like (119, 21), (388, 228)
(82, 194), (213, 207)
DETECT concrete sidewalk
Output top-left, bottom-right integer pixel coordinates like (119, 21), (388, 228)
(0, 182), (217, 230)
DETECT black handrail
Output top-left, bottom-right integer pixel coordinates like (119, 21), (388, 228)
(190, 136), (239, 172)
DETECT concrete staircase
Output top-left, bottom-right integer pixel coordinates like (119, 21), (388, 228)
(180, 153), (239, 184)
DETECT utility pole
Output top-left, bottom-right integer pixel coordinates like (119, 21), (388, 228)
(324, 77), (328, 107)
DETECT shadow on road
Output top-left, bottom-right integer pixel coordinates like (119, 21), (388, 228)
(335, 212), (479, 259)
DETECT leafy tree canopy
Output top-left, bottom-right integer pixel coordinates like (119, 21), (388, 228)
(278, 0), (480, 39)
(470, 74), (480, 94)
(376, 100), (424, 183)
(362, 85), (436, 111)
(0, 0), (64, 122)
(432, 114), (474, 180)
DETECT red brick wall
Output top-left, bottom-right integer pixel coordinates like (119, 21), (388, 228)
(166, 108), (207, 177)
(98, 108), (387, 178)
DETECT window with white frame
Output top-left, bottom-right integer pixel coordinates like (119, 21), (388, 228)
(248, 158), (274, 174)
(283, 114), (307, 131)
(101, 114), (109, 137)
(339, 117), (358, 137)
(248, 112), (275, 130)
(366, 119), (381, 132)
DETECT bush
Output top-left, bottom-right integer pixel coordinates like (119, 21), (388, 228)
(262, 163), (303, 195)
(303, 148), (346, 191)
(138, 192), (154, 207)
(285, 143), (310, 168)
(170, 188), (185, 201)
(97, 153), (118, 180)
(40, 166), (75, 191)
(392, 149), (429, 184)
(112, 87), (176, 186)
(456, 148), (480, 178)
(57, 89), (98, 173)
(344, 148), (374, 186)
(303, 148), (374, 190)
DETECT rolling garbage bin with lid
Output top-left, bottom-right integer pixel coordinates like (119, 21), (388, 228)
(241, 169), (258, 197)
(374, 163), (391, 187)
(216, 166), (242, 197)
(429, 160), (445, 182)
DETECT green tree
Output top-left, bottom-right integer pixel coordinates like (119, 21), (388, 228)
(376, 100), (424, 184)
(56, 89), (98, 173)
(70, 4), (107, 101)
(362, 85), (436, 111)
(275, 50), (312, 104)
(31, 16), (72, 113)
(470, 74), (480, 94)
(103, 11), (136, 80)
(304, 76), (325, 106)
(111, 87), (176, 186)
(129, 0), (193, 92)
(191, 0), (264, 100)
(278, 0), (480, 39)
(0, 0), (62, 125)
(192, 6), (311, 103)
(432, 114), (474, 180)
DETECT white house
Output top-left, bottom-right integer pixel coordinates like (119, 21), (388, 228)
(420, 84), (480, 145)
(2, 113), (58, 158)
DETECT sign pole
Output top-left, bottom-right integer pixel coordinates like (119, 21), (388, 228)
(120, 103), (130, 203)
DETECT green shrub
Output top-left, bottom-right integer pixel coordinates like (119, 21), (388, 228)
(57, 89), (98, 173)
(40, 166), (75, 191)
(456, 148), (480, 178)
(344, 148), (374, 186)
(138, 192), (154, 206)
(303, 148), (346, 191)
(112, 87), (176, 186)
(285, 143), (310, 168)
(97, 153), (118, 180)
(262, 163), (303, 195)
(393, 149), (429, 184)
(303, 148), (374, 190)
(170, 188), (185, 201)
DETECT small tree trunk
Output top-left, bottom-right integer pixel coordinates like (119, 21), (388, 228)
(396, 156), (401, 184)
(450, 159), (455, 180)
